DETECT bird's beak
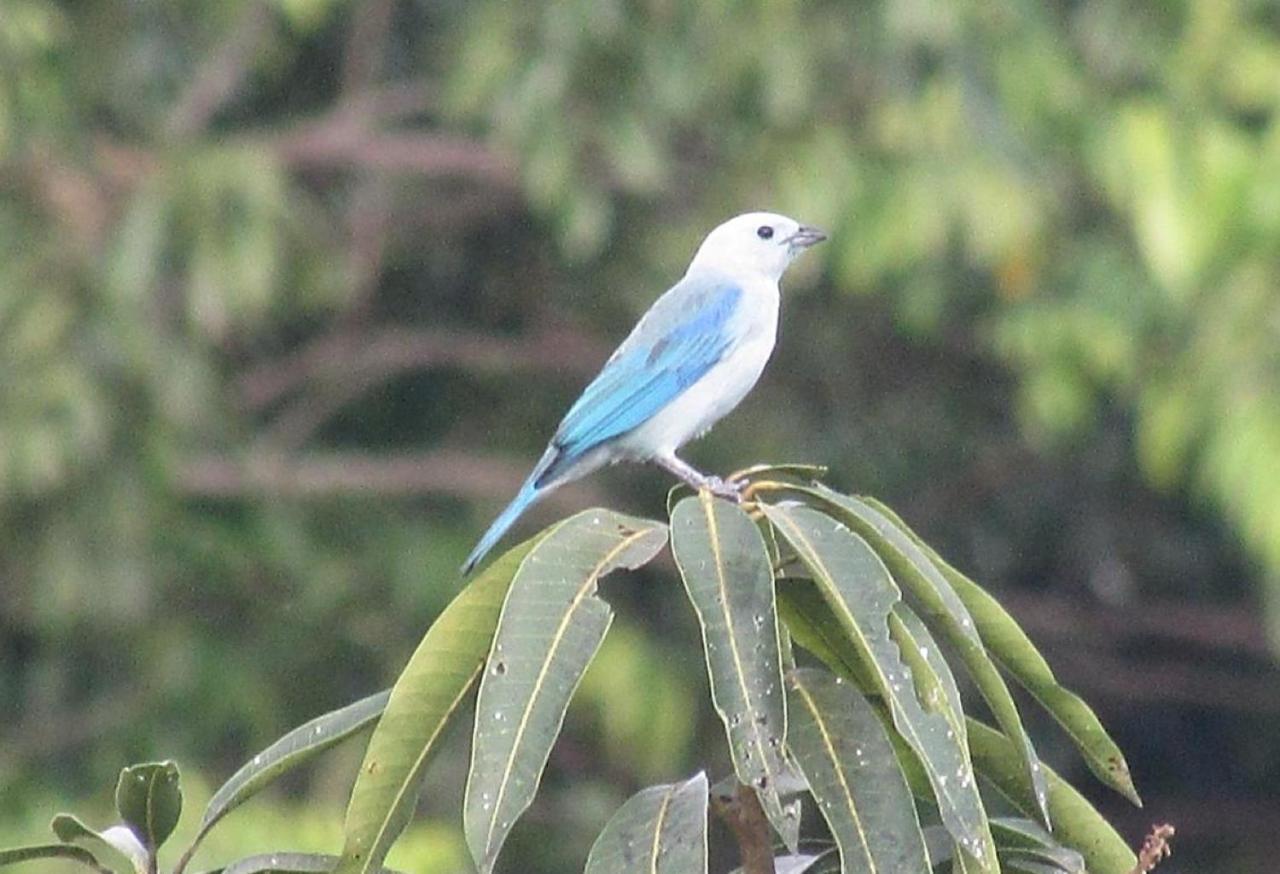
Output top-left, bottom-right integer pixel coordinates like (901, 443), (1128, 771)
(786, 226), (827, 249)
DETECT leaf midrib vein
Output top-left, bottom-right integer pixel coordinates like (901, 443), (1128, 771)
(793, 678), (877, 873)
(700, 492), (774, 785)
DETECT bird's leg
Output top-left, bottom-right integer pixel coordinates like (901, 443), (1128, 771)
(655, 453), (744, 502)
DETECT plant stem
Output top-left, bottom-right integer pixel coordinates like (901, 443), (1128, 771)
(711, 782), (776, 874)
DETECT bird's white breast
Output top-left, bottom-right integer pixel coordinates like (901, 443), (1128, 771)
(617, 274), (780, 456)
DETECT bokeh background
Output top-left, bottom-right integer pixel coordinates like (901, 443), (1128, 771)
(3, 1), (1279, 871)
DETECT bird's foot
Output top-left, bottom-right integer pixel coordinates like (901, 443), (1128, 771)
(703, 475), (746, 503)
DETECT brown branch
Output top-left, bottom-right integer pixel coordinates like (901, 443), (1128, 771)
(1128, 824), (1175, 874)
(1030, 646), (1280, 714)
(999, 591), (1271, 660)
(273, 126), (515, 180)
(334, 1), (398, 322)
(711, 783), (776, 874)
(237, 325), (611, 412)
(341, 0), (394, 95)
(171, 451), (607, 506)
(166, 0), (275, 137)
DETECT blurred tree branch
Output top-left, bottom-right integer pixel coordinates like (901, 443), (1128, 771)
(238, 325), (610, 411)
(1001, 591), (1272, 660)
(166, 0), (276, 138)
(173, 451), (606, 506)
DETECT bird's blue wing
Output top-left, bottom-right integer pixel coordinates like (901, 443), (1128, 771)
(538, 275), (743, 485)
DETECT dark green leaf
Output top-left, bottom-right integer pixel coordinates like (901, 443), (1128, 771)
(966, 719), (1135, 874)
(795, 486), (1051, 826)
(1001, 847), (1084, 874)
(761, 502), (995, 871)
(892, 606), (965, 741)
(862, 496), (1139, 806)
(0, 844), (111, 873)
(990, 817), (1066, 851)
(464, 510), (668, 873)
(776, 579), (879, 694)
(198, 692), (389, 855)
(116, 761), (182, 852)
(670, 494), (797, 850)
(337, 534), (550, 874)
(786, 668), (931, 873)
(1000, 859), (1064, 874)
(583, 772), (708, 874)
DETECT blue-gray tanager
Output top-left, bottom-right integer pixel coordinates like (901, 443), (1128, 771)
(463, 212), (825, 572)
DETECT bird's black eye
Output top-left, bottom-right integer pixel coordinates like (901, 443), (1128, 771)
(756, 225), (774, 240)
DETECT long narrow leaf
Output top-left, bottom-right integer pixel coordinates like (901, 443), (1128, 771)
(336, 535), (547, 874)
(583, 772), (708, 874)
(965, 720), (1135, 874)
(862, 496), (1139, 806)
(792, 485), (1050, 826)
(776, 579), (879, 693)
(761, 503), (995, 871)
(670, 494), (797, 849)
(464, 510), (668, 873)
(787, 667), (930, 874)
(196, 692), (388, 857)
(886, 610), (988, 869)
(0, 844), (111, 873)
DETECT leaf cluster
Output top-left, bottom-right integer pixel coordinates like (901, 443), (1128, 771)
(0, 475), (1143, 874)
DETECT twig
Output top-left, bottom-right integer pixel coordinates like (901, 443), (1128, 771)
(1127, 824), (1175, 874)
(171, 451), (607, 506)
(338, 0), (396, 322)
(166, 0), (275, 137)
(1000, 591), (1271, 660)
(711, 782), (776, 874)
(236, 325), (611, 412)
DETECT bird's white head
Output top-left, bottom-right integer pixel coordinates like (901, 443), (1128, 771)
(687, 211), (826, 282)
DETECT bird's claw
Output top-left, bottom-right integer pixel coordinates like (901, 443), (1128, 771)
(704, 476), (746, 503)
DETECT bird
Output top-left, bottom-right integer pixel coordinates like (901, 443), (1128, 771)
(462, 211), (826, 573)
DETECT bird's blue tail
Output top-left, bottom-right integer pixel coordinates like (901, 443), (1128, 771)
(461, 479), (543, 575)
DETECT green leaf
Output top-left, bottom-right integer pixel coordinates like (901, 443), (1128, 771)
(51, 814), (147, 873)
(760, 502), (995, 871)
(862, 496), (1139, 806)
(891, 606), (966, 743)
(730, 849), (840, 874)
(116, 761), (182, 852)
(197, 692), (388, 855)
(464, 510), (669, 873)
(795, 485), (1050, 826)
(999, 859), (1065, 874)
(1001, 848), (1084, 874)
(0, 844), (111, 873)
(776, 579), (879, 694)
(990, 819), (1085, 873)
(670, 494), (798, 850)
(965, 720), (1135, 874)
(337, 535), (550, 874)
(728, 463), (830, 482)
(583, 772), (708, 874)
(991, 817), (1075, 853)
(219, 852), (401, 874)
(786, 667), (931, 874)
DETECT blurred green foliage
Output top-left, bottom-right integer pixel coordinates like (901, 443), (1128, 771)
(2, 0), (1278, 871)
